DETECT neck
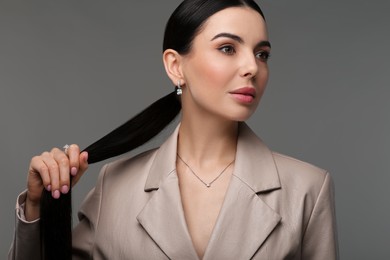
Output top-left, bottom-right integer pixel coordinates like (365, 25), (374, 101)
(177, 112), (238, 167)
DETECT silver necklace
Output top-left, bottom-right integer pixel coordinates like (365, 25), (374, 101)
(177, 153), (234, 188)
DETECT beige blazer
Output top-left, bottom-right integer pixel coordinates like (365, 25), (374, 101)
(9, 123), (338, 260)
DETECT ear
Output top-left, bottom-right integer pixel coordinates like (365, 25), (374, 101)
(163, 49), (185, 87)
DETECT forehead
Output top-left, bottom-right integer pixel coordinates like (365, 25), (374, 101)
(198, 7), (268, 42)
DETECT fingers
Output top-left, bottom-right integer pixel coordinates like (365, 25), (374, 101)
(30, 155), (51, 190)
(52, 147), (71, 197)
(67, 144), (80, 177)
(28, 144), (88, 201)
(43, 148), (65, 198)
(71, 151), (89, 187)
(79, 151), (89, 172)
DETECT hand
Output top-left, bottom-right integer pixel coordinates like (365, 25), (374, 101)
(25, 144), (88, 220)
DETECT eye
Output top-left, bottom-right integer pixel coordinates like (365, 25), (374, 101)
(255, 50), (271, 62)
(218, 45), (236, 55)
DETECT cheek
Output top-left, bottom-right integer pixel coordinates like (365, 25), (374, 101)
(188, 55), (234, 90)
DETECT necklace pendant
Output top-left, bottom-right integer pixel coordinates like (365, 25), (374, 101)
(177, 153), (234, 189)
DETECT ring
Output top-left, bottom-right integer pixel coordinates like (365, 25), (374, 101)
(63, 144), (70, 154)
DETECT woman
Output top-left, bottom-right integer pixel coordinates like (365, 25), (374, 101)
(9, 0), (338, 259)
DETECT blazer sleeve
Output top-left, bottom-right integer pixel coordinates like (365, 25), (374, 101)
(8, 191), (42, 260)
(301, 172), (339, 260)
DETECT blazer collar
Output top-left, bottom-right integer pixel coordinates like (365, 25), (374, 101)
(144, 122), (281, 193)
(138, 122), (282, 259)
(143, 123), (180, 191)
(234, 122), (281, 193)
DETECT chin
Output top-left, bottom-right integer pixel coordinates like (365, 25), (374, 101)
(223, 109), (256, 122)
(222, 100), (260, 122)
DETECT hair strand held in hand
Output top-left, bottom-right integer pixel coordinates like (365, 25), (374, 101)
(39, 91), (181, 259)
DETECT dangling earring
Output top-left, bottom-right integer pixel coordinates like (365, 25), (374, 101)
(176, 80), (182, 96)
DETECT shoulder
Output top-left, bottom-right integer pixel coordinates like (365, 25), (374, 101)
(106, 148), (159, 175)
(271, 151), (333, 198)
(78, 147), (161, 219)
(272, 152), (328, 178)
(97, 148), (159, 189)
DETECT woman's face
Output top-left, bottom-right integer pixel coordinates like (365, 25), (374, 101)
(180, 6), (271, 122)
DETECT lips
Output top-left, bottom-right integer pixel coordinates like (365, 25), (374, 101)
(229, 87), (256, 98)
(229, 87), (257, 104)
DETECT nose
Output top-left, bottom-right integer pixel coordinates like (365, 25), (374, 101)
(239, 51), (258, 79)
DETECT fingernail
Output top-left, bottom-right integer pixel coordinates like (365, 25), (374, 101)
(46, 185), (51, 191)
(84, 152), (88, 162)
(52, 190), (60, 199)
(71, 167), (77, 176)
(61, 185), (69, 194)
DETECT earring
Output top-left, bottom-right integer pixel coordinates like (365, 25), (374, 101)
(176, 80), (182, 96)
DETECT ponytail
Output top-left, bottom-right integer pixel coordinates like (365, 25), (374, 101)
(40, 90), (181, 259)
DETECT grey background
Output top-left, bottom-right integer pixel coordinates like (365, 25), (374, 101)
(1, 0), (389, 258)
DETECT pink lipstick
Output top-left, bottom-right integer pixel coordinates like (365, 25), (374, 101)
(229, 87), (256, 104)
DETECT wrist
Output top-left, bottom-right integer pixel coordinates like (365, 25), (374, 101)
(25, 194), (40, 221)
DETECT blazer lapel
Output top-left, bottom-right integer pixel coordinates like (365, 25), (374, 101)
(203, 123), (282, 259)
(137, 123), (282, 259)
(136, 125), (199, 260)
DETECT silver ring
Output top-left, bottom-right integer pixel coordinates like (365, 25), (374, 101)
(63, 144), (70, 154)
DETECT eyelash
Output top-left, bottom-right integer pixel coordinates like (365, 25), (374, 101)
(218, 45), (271, 62)
(219, 45), (236, 55)
(256, 50), (271, 62)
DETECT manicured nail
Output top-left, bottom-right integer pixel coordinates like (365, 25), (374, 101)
(71, 167), (77, 176)
(61, 185), (69, 194)
(52, 190), (60, 199)
(46, 185), (51, 191)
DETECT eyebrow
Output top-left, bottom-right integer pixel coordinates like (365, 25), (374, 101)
(211, 32), (271, 49)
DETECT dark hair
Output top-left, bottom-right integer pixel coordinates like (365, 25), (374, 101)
(163, 0), (265, 54)
(40, 0), (265, 259)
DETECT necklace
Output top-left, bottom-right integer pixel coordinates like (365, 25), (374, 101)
(177, 153), (234, 188)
